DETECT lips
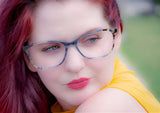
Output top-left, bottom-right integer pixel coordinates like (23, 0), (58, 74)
(67, 78), (90, 89)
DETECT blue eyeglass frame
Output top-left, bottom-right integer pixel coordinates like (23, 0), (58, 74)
(23, 28), (117, 70)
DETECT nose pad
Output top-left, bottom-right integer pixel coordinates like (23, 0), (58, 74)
(64, 46), (85, 73)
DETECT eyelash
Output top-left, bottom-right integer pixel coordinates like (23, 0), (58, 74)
(42, 45), (60, 52)
(86, 37), (101, 42)
(83, 34), (101, 43)
(40, 33), (102, 52)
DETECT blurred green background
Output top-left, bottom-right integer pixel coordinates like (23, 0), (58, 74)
(117, 0), (160, 101)
(120, 15), (160, 101)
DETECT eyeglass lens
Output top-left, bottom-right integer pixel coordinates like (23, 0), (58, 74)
(28, 30), (113, 69)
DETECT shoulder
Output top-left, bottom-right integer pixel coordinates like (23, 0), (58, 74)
(76, 88), (147, 113)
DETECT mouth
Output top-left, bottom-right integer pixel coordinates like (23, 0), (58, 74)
(67, 78), (90, 89)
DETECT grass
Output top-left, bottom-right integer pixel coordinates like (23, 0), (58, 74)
(120, 15), (160, 101)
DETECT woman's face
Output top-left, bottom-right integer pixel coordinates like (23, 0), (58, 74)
(27, 0), (120, 111)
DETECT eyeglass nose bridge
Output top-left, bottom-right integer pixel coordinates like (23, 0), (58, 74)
(63, 40), (77, 48)
(63, 39), (84, 56)
(62, 39), (86, 62)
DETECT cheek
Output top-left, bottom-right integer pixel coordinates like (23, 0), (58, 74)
(36, 69), (62, 92)
(88, 55), (115, 85)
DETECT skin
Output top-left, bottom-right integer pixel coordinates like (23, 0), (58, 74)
(25, 0), (146, 112)
(76, 88), (147, 113)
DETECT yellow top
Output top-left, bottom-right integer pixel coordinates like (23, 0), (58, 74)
(51, 57), (160, 113)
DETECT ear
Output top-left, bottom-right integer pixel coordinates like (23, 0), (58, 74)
(114, 29), (122, 52)
(23, 52), (37, 72)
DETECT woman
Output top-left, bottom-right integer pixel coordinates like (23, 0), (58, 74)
(0, 0), (160, 113)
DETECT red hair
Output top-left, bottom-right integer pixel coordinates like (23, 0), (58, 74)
(0, 0), (55, 113)
(0, 0), (122, 113)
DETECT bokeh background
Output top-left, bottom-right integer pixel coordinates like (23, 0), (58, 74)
(117, 0), (160, 101)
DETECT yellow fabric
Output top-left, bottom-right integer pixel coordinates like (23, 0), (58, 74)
(51, 102), (76, 113)
(51, 57), (160, 113)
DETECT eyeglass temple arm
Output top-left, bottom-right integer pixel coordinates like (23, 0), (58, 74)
(103, 21), (117, 34)
(113, 20), (118, 33)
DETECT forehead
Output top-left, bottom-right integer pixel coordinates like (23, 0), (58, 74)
(30, 0), (109, 43)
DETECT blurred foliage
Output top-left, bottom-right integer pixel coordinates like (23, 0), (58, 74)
(153, 0), (160, 3)
(120, 15), (160, 101)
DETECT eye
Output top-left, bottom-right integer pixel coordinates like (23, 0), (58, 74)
(85, 35), (101, 43)
(86, 37), (99, 43)
(42, 45), (60, 52)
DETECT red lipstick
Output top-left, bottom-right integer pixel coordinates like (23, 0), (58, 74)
(67, 78), (90, 89)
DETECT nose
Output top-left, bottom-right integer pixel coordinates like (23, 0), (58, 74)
(64, 46), (85, 73)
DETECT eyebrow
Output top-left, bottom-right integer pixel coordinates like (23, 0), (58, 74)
(79, 27), (102, 37)
(48, 27), (103, 42)
(30, 27), (103, 44)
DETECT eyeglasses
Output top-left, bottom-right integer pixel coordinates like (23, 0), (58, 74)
(23, 28), (117, 70)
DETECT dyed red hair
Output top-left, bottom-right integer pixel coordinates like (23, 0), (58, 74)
(0, 0), (122, 113)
